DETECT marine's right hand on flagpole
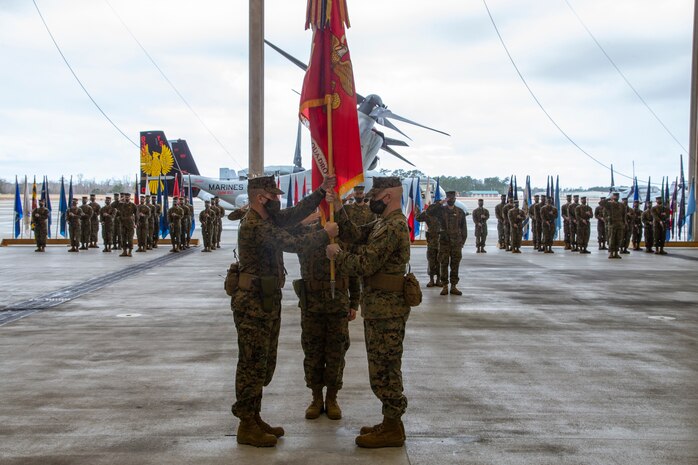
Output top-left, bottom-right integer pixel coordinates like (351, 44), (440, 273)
(320, 175), (336, 192)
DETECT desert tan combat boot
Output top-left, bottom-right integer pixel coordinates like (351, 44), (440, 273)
(449, 285), (462, 296)
(325, 388), (341, 420)
(426, 276), (435, 288)
(236, 416), (277, 447)
(356, 417), (405, 448)
(360, 419), (406, 439)
(440, 284), (449, 296)
(254, 413), (284, 437)
(305, 388), (324, 419)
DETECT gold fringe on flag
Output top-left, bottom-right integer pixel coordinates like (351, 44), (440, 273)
(305, 0), (351, 30)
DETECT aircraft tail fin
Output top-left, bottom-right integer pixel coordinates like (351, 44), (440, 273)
(140, 131), (200, 197)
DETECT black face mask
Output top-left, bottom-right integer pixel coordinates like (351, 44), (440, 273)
(355, 197), (365, 204)
(447, 199), (456, 206)
(264, 199), (281, 216)
(369, 198), (387, 215)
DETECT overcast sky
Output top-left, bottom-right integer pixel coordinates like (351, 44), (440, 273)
(0, 0), (694, 188)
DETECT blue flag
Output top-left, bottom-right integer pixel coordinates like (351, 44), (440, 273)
(523, 175), (532, 240)
(189, 174), (196, 237)
(59, 176), (68, 237)
(610, 164), (615, 193)
(434, 177), (441, 201)
(645, 176), (651, 206)
(13, 176), (22, 239)
(161, 176), (170, 238)
(513, 176), (518, 201)
(414, 177), (422, 236)
(633, 177), (639, 202)
(286, 175), (294, 209)
(687, 177), (695, 241)
(44, 176), (52, 238)
(507, 175), (514, 201)
(68, 176), (74, 206)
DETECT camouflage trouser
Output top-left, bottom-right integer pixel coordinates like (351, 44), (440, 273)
(201, 224), (212, 249)
(136, 221), (148, 248)
(231, 311), (281, 418)
(632, 225), (642, 248)
(113, 219), (121, 247)
(563, 220), (570, 246)
(475, 223), (487, 248)
(69, 223), (81, 248)
(364, 315), (409, 419)
(147, 220), (154, 247)
(152, 219), (159, 245)
(181, 218), (191, 247)
(211, 221), (219, 246)
(426, 238), (439, 278)
(654, 224), (666, 248)
(91, 220), (99, 243)
(570, 223), (577, 248)
(301, 310), (350, 391)
(504, 223), (511, 248)
(607, 224), (623, 253)
(597, 221), (606, 244)
(542, 221), (555, 246)
(217, 219), (223, 244)
(80, 220), (91, 245)
(622, 225), (632, 249)
(439, 241), (462, 285)
(121, 221), (135, 250)
(170, 222), (181, 248)
(497, 221), (504, 246)
(643, 222), (653, 250)
(510, 225), (522, 249)
(530, 221), (538, 248)
(577, 222), (590, 248)
(101, 221), (113, 246)
(35, 226), (47, 247)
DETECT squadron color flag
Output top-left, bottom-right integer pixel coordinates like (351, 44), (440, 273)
(13, 176), (22, 239)
(300, 0), (363, 217)
(59, 176), (67, 237)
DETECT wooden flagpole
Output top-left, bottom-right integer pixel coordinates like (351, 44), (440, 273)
(327, 98), (336, 298)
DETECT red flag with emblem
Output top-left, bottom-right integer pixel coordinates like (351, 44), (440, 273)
(300, 0), (363, 217)
(172, 174), (180, 199)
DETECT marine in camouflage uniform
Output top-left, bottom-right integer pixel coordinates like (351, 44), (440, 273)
(472, 198), (490, 253)
(494, 194), (506, 249)
(294, 213), (356, 422)
(631, 200), (643, 251)
(208, 197), (219, 250)
(214, 197), (224, 248)
(620, 198), (633, 254)
(561, 194), (572, 250)
(575, 196), (593, 254)
(535, 195), (547, 251)
(228, 206), (248, 222)
(167, 198), (183, 253)
(179, 197), (191, 250)
(67, 199), (83, 252)
(540, 196), (557, 253)
(603, 192), (625, 258)
(343, 185), (377, 306)
(507, 200), (525, 253)
(200, 201), (215, 252)
(529, 195), (541, 251)
(502, 197), (514, 251)
(79, 196), (93, 250)
(186, 198), (195, 248)
(641, 202), (654, 253)
(119, 193), (137, 257)
(112, 195), (122, 250)
(651, 197), (669, 255)
(594, 197), (607, 250)
(231, 175), (335, 447)
(568, 195), (580, 251)
(145, 196), (155, 250)
(136, 195), (151, 252)
(150, 194), (162, 248)
(428, 191), (467, 296)
(415, 205), (441, 285)
(89, 193), (101, 248)
(31, 199), (49, 252)
(100, 196), (115, 253)
(327, 176), (411, 449)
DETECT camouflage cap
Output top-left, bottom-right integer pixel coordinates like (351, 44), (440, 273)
(353, 184), (365, 192)
(445, 190), (457, 197)
(566, 194), (572, 199)
(248, 175), (284, 195)
(611, 192), (620, 197)
(656, 196), (662, 200)
(573, 194), (579, 198)
(90, 193), (96, 197)
(534, 194), (540, 198)
(581, 196), (587, 199)
(600, 196), (606, 200)
(366, 176), (401, 197)
(105, 196), (111, 200)
(81, 195), (88, 199)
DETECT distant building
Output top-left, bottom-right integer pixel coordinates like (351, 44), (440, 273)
(467, 190), (500, 197)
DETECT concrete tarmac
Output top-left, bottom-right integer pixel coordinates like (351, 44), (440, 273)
(1, 232), (697, 464)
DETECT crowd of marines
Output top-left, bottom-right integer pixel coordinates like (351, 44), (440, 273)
(29, 192), (230, 256)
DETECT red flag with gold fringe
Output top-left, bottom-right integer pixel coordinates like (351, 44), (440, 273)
(300, 0), (363, 217)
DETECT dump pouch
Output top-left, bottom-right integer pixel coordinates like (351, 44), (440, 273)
(224, 262), (240, 296)
(403, 272), (422, 307)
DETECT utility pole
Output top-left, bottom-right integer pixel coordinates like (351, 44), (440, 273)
(690, 0), (698, 237)
(249, 0), (264, 178)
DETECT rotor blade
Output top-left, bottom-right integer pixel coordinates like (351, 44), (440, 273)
(382, 136), (409, 147)
(380, 145), (415, 167)
(265, 39), (365, 103)
(382, 109), (451, 137)
(379, 117), (412, 141)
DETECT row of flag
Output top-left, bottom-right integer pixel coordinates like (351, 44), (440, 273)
(283, 175), (309, 208)
(11, 174), (196, 240)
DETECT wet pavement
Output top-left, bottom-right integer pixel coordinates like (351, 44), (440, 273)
(0, 230), (697, 464)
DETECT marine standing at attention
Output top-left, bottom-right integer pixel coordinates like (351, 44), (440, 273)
(231, 175), (336, 448)
(561, 194), (573, 250)
(100, 196), (115, 253)
(415, 203), (441, 286)
(641, 201), (654, 253)
(575, 196), (593, 254)
(31, 199), (49, 252)
(67, 198), (83, 253)
(603, 192), (624, 259)
(472, 198), (490, 253)
(79, 196), (93, 250)
(89, 193), (101, 248)
(136, 195), (151, 252)
(507, 200), (525, 253)
(167, 198), (183, 253)
(494, 194), (506, 249)
(119, 192), (137, 257)
(427, 191), (467, 296)
(327, 176), (412, 449)
(594, 197), (607, 250)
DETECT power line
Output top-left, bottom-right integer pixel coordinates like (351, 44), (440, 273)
(104, 0), (243, 169)
(31, 0), (139, 148)
(563, 0), (688, 154)
(481, 0), (653, 184)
